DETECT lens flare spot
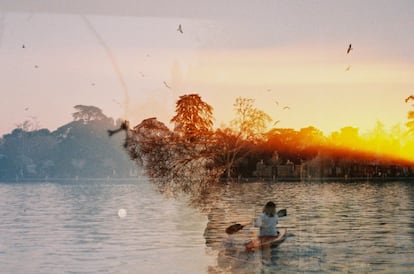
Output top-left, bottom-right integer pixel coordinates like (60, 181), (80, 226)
(118, 208), (127, 218)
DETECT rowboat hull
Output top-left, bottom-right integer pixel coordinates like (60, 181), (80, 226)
(245, 228), (287, 251)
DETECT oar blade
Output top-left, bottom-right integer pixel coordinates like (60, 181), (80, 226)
(225, 223), (244, 234)
(277, 208), (287, 217)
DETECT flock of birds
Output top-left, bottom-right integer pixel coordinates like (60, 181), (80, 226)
(21, 22), (374, 127)
(19, 24), (187, 93)
(20, 22), (355, 91)
(159, 24), (183, 89)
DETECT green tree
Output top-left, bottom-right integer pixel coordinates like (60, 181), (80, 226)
(0, 106), (135, 180)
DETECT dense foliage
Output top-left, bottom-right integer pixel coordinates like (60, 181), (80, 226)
(0, 106), (136, 181)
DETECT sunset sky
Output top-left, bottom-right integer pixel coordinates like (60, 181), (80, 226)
(1, 0), (414, 136)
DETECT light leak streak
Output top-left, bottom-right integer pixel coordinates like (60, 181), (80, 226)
(0, 12), (4, 47)
(80, 15), (130, 120)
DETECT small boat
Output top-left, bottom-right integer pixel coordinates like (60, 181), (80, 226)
(245, 228), (287, 251)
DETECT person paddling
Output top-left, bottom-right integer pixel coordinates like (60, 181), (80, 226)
(254, 201), (279, 237)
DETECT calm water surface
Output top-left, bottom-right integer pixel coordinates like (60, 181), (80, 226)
(1, 179), (413, 273)
(0, 179), (213, 273)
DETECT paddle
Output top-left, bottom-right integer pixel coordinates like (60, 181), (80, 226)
(225, 208), (287, 235)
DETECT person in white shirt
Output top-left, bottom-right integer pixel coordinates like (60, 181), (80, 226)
(255, 201), (279, 237)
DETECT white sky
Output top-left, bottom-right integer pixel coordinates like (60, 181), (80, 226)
(1, 0), (414, 135)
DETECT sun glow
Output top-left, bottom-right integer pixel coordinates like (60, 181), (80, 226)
(323, 125), (414, 164)
(176, 46), (414, 136)
(187, 48), (413, 87)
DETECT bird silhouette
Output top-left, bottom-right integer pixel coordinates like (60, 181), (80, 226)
(177, 24), (183, 34)
(345, 66), (351, 71)
(273, 120), (280, 126)
(108, 121), (129, 137)
(283, 106), (290, 110)
(347, 44), (353, 54)
(163, 81), (171, 89)
(405, 95), (414, 103)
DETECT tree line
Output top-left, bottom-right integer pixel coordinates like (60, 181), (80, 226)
(117, 94), (414, 194)
(0, 105), (136, 181)
(3, 95), (414, 185)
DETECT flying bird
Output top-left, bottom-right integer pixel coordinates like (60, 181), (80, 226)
(273, 100), (279, 106)
(139, 72), (145, 77)
(345, 66), (351, 71)
(273, 120), (280, 126)
(108, 120), (129, 137)
(22, 44), (25, 49)
(112, 99), (122, 108)
(405, 95), (414, 103)
(177, 24), (183, 34)
(163, 81), (171, 89)
(283, 106), (290, 110)
(346, 44), (353, 54)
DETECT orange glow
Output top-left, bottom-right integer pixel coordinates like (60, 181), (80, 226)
(266, 123), (414, 166)
(323, 126), (414, 164)
(179, 47), (414, 136)
(187, 48), (413, 87)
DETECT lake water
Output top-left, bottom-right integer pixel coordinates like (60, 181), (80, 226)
(0, 179), (413, 273)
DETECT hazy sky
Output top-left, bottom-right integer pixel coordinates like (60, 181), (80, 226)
(1, 0), (414, 135)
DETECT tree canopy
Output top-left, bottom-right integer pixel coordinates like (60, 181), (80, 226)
(0, 105), (135, 180)
(73, 105), (108, 123)
(170, 94), (214, 139)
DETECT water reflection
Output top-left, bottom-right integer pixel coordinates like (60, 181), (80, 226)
(0, 180), (213, 273)
(1, 179), (413, 273)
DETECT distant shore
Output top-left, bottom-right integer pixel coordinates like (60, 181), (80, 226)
(2, 175), (413, 183)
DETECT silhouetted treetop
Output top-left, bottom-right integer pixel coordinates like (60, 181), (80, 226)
(73, 105), (108, 123)
(405, 95), (414, 134)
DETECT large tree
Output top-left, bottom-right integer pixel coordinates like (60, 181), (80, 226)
(122, 94), (220, 193)
(170, 94), (214, 140)
(231, 97), (271, 141)
(72, 105), (108, 123)
(215, 97), (272, 178)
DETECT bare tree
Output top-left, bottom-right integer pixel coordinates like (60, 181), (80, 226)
(405, 95), (414, 134)
(215, 97), (272, 179)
